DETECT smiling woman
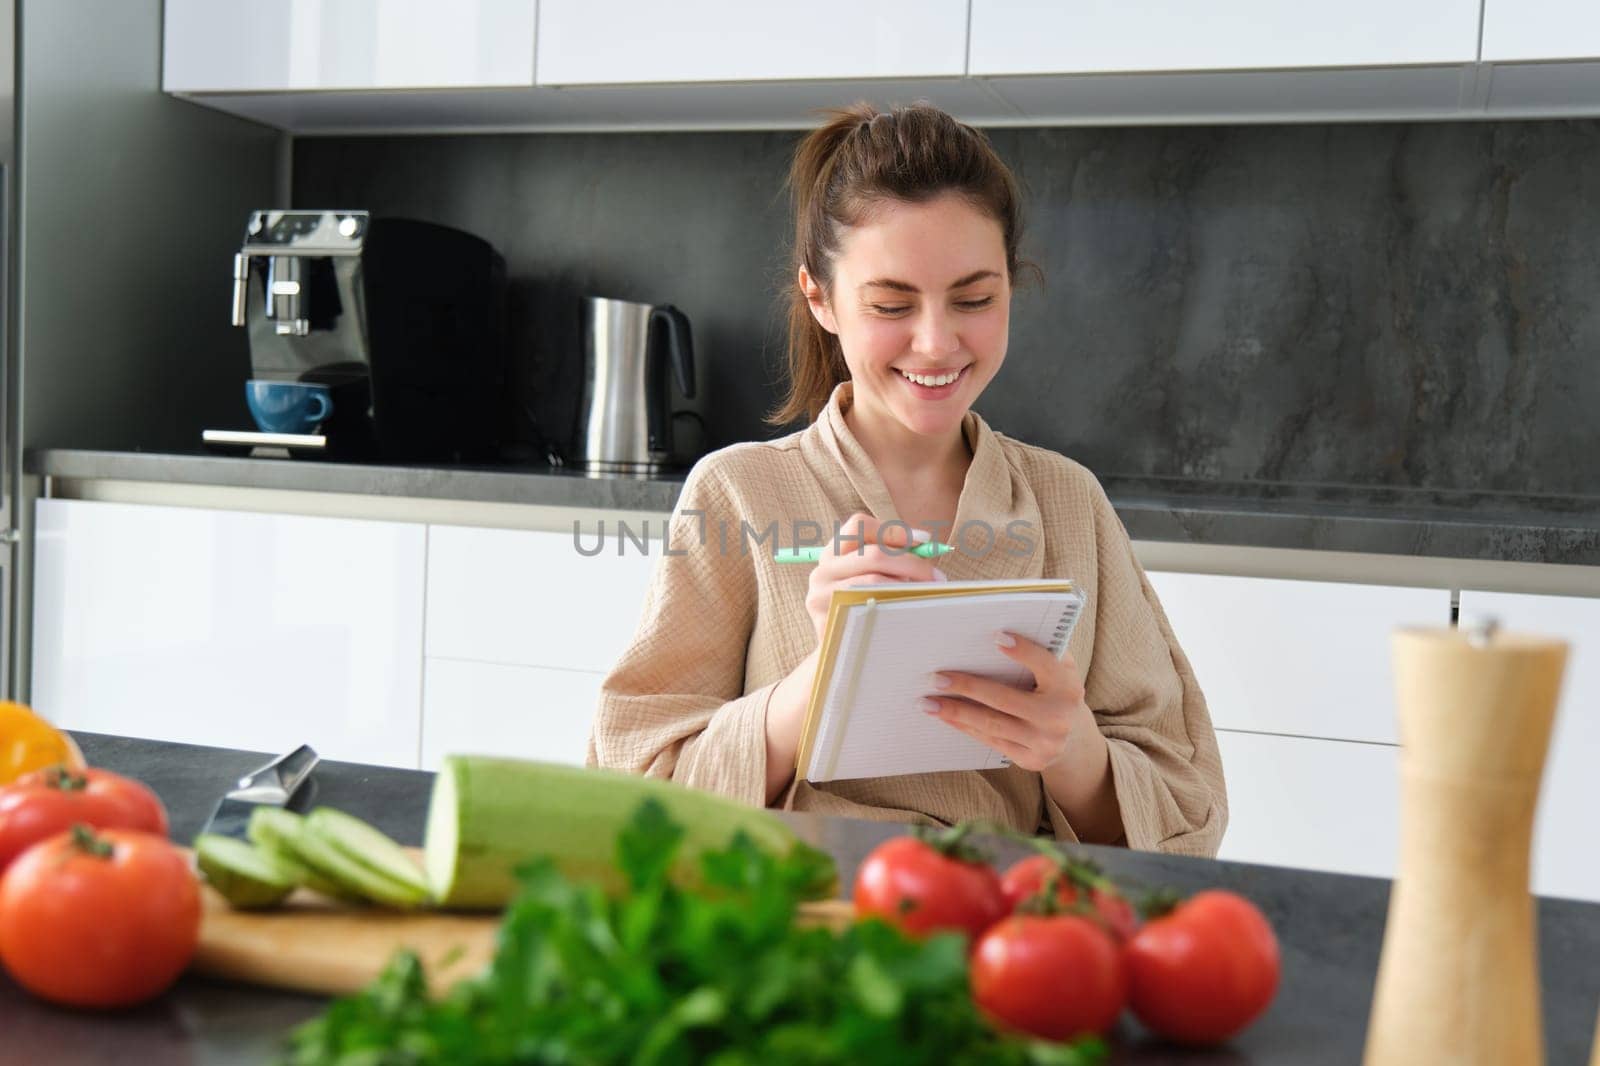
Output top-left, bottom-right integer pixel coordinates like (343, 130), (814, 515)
(590, 102), (1227, 856)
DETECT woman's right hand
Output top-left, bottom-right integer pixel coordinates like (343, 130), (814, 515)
(765, 513), (945, 804)
(802, 512), (945, 644)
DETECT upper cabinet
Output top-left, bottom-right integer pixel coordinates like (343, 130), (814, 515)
(162, 0), (1600, 131)
(1479, 0), (1600, 117)
(162, 0), (537, 92)
(968, 0), (1480, 76)
(1482, 0), (1600, 61)
(535, 0), (968, 85)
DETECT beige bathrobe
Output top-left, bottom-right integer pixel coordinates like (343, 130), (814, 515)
(589, 382), (1227, 856)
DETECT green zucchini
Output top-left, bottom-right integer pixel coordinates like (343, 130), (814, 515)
(193, 833), (297, 909)
(306, 807), (430, 899)
(247, 807), (428, 908)
(423, 756), (830, 909)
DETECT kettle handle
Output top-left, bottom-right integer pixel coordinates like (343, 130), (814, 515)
(650, 306), (696, 399)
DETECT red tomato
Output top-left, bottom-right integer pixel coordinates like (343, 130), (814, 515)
(999, 854), (1141, 942)
(853, 836), (1007, 942)
(0, 766), (169, 871)
(1125, 890), (1281, 1045)
(0, 826), (200, 1008)
(970, 913), (1128, 1040)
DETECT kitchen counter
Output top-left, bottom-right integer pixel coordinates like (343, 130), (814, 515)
(31, 448), (1600, 566)
(5, 732), (1600, 1065)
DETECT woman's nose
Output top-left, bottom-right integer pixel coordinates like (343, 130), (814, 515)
(910, 310), (960, 355)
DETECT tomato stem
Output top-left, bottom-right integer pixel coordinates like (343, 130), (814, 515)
(43, 765), (88, 792)
(1138, 887), (1183, 921)
(69, 823), (114, 859)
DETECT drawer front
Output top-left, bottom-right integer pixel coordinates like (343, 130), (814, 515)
(426, 524), (661, 673)
(536, 0), (967, 85)
(31, 498), (425, 769)
(1145, 571), (1448, 744)
(164, 0), (538, 92)
(969, 0), (1478, 75)
(421, 659), (602, 770)
(1215, 729), (1400, 880)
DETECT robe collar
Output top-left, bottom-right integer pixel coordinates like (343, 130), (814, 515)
(811, 381), (1042, 580)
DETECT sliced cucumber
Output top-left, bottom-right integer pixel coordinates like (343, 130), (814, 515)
(255, 837), (360, 902)
(194, 833), (296, 909)
(306, 807), (430, 900)
(245, 808), (350, 897)
(247, 806), (427, 908)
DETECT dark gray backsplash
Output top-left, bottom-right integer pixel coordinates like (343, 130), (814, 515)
(294, 120), (1600, 496)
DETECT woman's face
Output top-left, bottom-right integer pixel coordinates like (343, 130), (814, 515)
(803, 193), (1011, 444)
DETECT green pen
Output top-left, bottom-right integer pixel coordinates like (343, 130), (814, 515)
(773, 541), (956, 563)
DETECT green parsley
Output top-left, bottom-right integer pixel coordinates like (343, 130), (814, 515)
(283, 800), (1105, 1066)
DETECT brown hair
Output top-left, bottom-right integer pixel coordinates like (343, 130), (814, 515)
(769, 101), (1032, 426)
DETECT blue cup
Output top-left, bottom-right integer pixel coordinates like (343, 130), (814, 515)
(245, 380), (334, 434)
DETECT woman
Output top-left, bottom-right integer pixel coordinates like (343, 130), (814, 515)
(589, 102), (1226, 855)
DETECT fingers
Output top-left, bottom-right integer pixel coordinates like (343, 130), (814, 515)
(832, 512), (929, 554)
(928, 697), (1057, 769)
(929, 692), (1072, 758)
(926, 696), (1036, 747)
(819, 543), (941, 585)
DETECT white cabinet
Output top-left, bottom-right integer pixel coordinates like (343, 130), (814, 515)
(534, 0), (968, 85)
(160, 0), (1600, 129)
(421, 522), (663, 770)
(1457, 590), (1600, 904)
(421, 659), (602, 770)
(1483, 0), (1600, 61)
(1144, 571), (1449, 745)
(425, 524), (660, 673)
(968, 0), (1481, 75)
(1215, 729), (1400, 880)
(163, 0), (537, 92)
(31, 499), (426, 768)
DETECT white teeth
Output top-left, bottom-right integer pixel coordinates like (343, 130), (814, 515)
(899, 368), (962, 387)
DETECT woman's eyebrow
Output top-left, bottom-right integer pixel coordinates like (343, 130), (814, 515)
(859, 269), (1002, 294)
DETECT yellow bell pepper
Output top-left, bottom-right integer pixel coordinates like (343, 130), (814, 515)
(0, 701), (85, 785)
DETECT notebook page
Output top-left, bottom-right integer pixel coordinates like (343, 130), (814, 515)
(806, 591), (1082, 782)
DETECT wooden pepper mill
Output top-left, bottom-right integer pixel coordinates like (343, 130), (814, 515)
(1364, 624), (1568, 1066)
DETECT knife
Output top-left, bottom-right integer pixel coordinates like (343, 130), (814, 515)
(200, 744), (320, 841)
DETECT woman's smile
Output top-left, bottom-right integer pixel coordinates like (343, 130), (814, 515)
(895, 363), (972, 396)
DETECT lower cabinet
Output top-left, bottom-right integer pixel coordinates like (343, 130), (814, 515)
(1144, 570), (1450, 744)
(1214, 729), (1401, 880)
(420, 659), (602, 770)
(31, 498), (426, 768)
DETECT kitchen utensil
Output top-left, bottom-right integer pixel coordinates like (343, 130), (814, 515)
(1364, 625), (1568, 1066)
(192, 869), (855, 998)
(572, 296), (696, 473)
(200, 745), (320, 841)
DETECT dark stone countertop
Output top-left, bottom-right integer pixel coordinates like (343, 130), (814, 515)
(4, 732), (1599, 1065)
(29, 448), (1600, 566)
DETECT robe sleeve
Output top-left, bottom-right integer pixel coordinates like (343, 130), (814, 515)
(1044, 476), (1229, 856)
(586, 460), (775, 806)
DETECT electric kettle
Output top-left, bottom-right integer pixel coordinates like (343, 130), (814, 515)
(573, 296), (697, 473)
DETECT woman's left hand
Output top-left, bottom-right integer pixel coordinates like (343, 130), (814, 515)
(924, 632), (1096, 774)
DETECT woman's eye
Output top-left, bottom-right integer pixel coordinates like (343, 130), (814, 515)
(956, 297), (995, 310)
(870, 304), (911, 316)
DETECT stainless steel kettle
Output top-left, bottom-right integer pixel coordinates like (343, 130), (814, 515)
(574, 296), (696, 473)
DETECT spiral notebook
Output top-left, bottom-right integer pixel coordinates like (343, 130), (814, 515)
(793, 579), (1084, 783)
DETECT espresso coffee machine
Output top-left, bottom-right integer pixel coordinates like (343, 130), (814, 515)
(207, 210), (507, 461)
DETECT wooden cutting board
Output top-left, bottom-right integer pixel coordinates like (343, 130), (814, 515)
(192, 879), (856, 999)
